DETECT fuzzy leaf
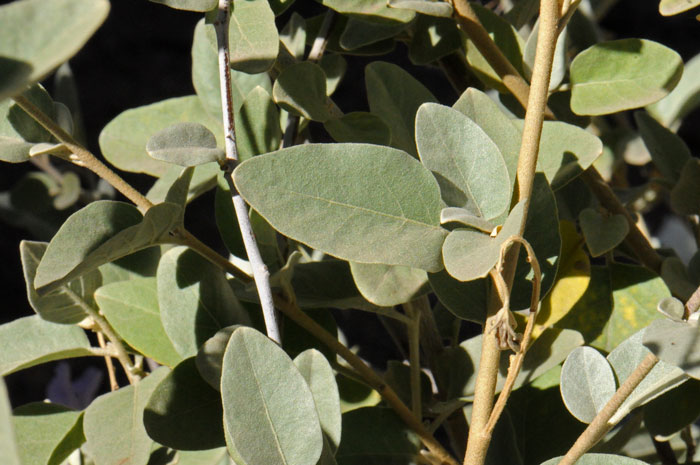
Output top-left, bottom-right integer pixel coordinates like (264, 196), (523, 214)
(671, 158), (700, 215)
(146, 122), (225, 167)
(273, 62), (332, 122)
(12, 403), (84, 465)
(643, 319), (700, 379)
(320, 0), (415, 23)
(541, 454), (651, 465)
(579, 208), (629, 257)
(349, 262), (428, 307)
(229, 0), (279, 73)
(324, 112), (391, 145)
(635, 110), (690, 183)
(236, 86), (281, 161)
(647, 52), (700, 126)
(233, 143), (447, 271)
(0, 378), (21, 465)
(659, 0), (700, 15)
(570, 39), (683, 115)
(149, 0), (217, 11)
(388, 0), (453, 16)
(560, 346), (616, 423)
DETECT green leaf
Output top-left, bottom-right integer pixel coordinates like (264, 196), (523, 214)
(335, 407), (420, 464)
(12, 403), (84, 465)
(146, 122), (225, 167)
(233, 143), (447, 271)
(294, 349), (342, 451)
(99, 95), (222, 176)
(144, 357), (225, 450)
(570, 39), (683, 115)
(647, 52), (700, 127)
(83, 368), (169, 465)
(579, 208), (629, 257)
(671, 158), (700, 215)
(463, 3), (525, 93)
(95, 277), (182, 367)
(591, 263), (669, 352)
(0, 99), (32, 163)
(350, 262), (428, 307)
(0, 378), (21, 465)
(443, 201), (524, 282)
(147, 164), (218, 205)
(440, 207), (496, 232)
(214, 174), (246, 259)
(644, 379), (700, 439)
(659, 0), (700, 15)
(272, 62), (333, 122)
(0, 0), (109, 101)
(191, 18), (272, 118)
(607, 329), (687, 422)
(196, 326), (239, 390)
(34, 201), (182, 294)
(523, 22), (568, 91)
(98, 246), (162, 285)
(282, 309), (338, 363)
(221, 327), (323, 465)
(0, 315), (92, 375)
(324, 112), (391, 145)
(643, 319), (700, 379)
(236, 86), (281, 161)
(305, 14), (396, 57)
(320, 0), (415, 23)
(541, 453), (651, 465)
(280, 12), (306, 60)
(634, 110), (690, 184)
(416, 103), (510, 218)
(176, 448), (229, 465)
(149, 0), (217, 11)
(560, 346), (616, 423)
(21, 240), (101, 324)
(8, 84), (56, 143)
(229, 0), (279, 73)
(408, 15), (462, 65)
(384, 360), (433, 407)
(320, 53), (347, 96)
(429, 270), (489, 323)
(340, 17), (408, 51)
(365, 61), (437, 157)
(388, 0), (453, 16)
(158, 246), (249, 358)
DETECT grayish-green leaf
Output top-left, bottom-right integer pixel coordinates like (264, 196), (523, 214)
(233, 143), (447, 271)
(147, 163), (218, 205)
(229, 0), (279, 73)
(0, 98), (33, 162)
(191, 18), (272, 118)
(13, 402), (84, 465)
(339, 17), (408, 51)
(443, 201), (524, 282)
(387, 0), (453, 16)
(607, 329), (687, 422)
(416, 103), (510, 218)
(149, 0), (217, 11)
(635, 110), (690, 184)
(146, 122), (224, 167)
(643, 319), (700, 379)
(0, 378), (21, 465)
(280, 12), (306, 60)
(366, 61), (437, 157)
(408, 15), (462, 65)
(350, 262), (428, 307)
(0, 0), (109, 101)
(176, 448), (230, 465)
(144, 357), (225, 450)
(196, 326), (238, 391)
(96, 277), (182, 367)
(35, 201), (182, 294)
(294, 349), (342, 451)
(579, 208), (629, 257)
(463, 3), (525, 93)
(8, 84), (55, 143)
(440, 207), (496, 233)
(83, 368), (169, 465)
(644, 379), (700, 439)
(99, 95), (222, 176)
(647, 53), (700, 127)
(570, 39), (684, 115)
(319, 54), (347, 96)
(429, 270), (489, 323)
(0, 315), (91, 375)
(524, 22), (567, 91)
(324, 112), (391, 145)
(273, 62), (332, 122)
(560, 346), (617, 423)
(335, 407), (420, 464)
(21, 240), (101, 324)
(656, 296), (686, 321)
(671, 158), (700, 215)
(158, 246), (249, 358)
(53, 171), (81, 210)
(659, 0), (700, 15)
(540, 453), (651, 465)
(237, 86), (281, 161)
(320, 0), (415, 23)
(221, 327), (323, 465)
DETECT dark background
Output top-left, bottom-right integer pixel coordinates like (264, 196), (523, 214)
(2, 0), (699, 407)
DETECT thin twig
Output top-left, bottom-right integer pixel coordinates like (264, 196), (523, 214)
(97, 332), (119, 391)
(685, 283), (700, 319)
(403, 300), (423, 420)
(307, 9), (334, 63)
(681, 425), (696, 464)
(214, 0), (280, 344)
(557, 353), (659, 465)
(274, 297), (460, 465)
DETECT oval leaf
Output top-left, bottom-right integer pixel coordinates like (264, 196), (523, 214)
(12, 403), (84, 465)
(644, 379), (700, 439)
(146, 122), (224, 167)
(324, 112), (391, 146)
(541, 453), (652, 465)
(647, 52), (700, 126)
(387, 0), (453, 17)
(272, 62), (332, 122)
(233, 143), (447, 272)
(570, 39), (683, 115)
(0, 379), (21, 465)
(349, 262), (427, 307)
(643, 319), (700, 379)
(560, 346), (616, 423)
(659, 0), (700, 15)
(0, 0), (109, 101)
(149, 0), (217, 11)
(416, 103), (510, 218)
(229, 0), (279, 73)
(221, 327), (323, 465)
(579, 208), (629, 257)
(635, 110), (690, 184)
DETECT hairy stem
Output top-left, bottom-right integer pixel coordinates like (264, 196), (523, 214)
(464, 2), (559, 463)
(404, 300), (423, 420)
(275, 298), (459, 465)
(214, 0), (280, 344)
(558, 353), (659, 465)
